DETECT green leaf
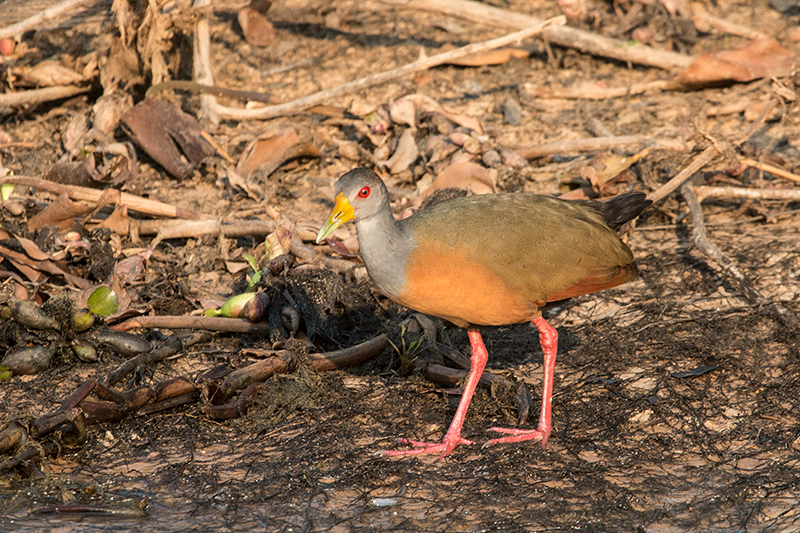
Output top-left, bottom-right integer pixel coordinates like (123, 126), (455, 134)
(0, 183), (14, 201)
(0, 364), (11, 382)
(243, 254), (258, 271)
(87, 286), (119, 316)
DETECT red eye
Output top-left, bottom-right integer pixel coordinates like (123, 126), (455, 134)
(357, 186), (371, 199)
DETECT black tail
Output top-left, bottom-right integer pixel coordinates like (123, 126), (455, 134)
(575, 192), (651, 231)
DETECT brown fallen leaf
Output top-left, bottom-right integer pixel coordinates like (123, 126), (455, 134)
(236, 127), (299, 178)
(669, 39), (796, 90)
(582, 148), (652, 191)
(0, 244), (90, 289)
(13, 235), (50, 261)
(238, 7), (274, 47)
(122, 98), (214, 179)
(414, 161), (496, 208)
(96, 204), (130, 235)
(20, 60), (86, 87)
(379, 129), (419, 174)
(402, 94), (483, 134)
(28, 193), (92, 232)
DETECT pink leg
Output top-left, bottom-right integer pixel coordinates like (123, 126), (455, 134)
(485, 316), (557, 448)
(383, 329), (487, 460)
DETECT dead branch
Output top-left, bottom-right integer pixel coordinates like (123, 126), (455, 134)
(104, 332), (210, 386)
(0, 0), (96, 40)
(1, 175), (205, 220)
(648, 100), (778, 204)
(385, 0), (694, 71)
(133, 219), (277, 239)
(740, 158), (800, 184)
(111, 315), (271, 334)
(0, 86), (92, 108)
(681, 183), (799, 329)
(217, 353), (295, 399)
(525, 80), (670, 100)
(309, 335), (389, 371)
(517, 135), (682, 159)
(693, 186), (800, 203)
(193, 14), (565, 121)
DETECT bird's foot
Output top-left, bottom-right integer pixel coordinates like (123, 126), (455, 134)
(484, 427), (550, 449)
(382, 436), (475, 460)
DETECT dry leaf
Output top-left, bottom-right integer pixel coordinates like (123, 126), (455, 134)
(403, 94), (483, 134)
(28, 193), (92, 232)
(21, 60), (85, 87)
(238, 7), (275, 47)
(669, 39), (796, 90)
(380, 129), (419, 174)
(414, 162), (496, 208)
(0, 244), (90, 288)
(389, 97), (417, 129)
(122, 98), (214, 179)
(582, 148), (652, 190)
(13, 235), (50, 261)
(237, 127), (299, 177)
(225, 261), (251, 274)
(97, 204), (130, 235)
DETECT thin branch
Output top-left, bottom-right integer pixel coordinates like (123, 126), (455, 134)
(740, 158), (800, 184)
(0, 85), (91, 108)
(195, 15), (565, 121)
(517, 135), (683, 159)
(385, 0), (694, 71)
(648, 100), (778, 204)
(693, 186), (800, 203)
(681, 183), (799, 329)
(1, 175), (205, 220)
(0, 0), (96, 40)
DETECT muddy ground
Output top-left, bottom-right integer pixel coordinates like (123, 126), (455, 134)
(1, 0), (800, 531)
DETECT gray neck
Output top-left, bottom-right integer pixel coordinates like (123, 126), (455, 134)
(355, 209), (413, 299)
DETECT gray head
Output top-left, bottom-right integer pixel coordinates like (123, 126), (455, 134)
(316, 167), (391, 243)
(333, 167), (391, 222)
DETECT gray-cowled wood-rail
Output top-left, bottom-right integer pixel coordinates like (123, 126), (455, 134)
(317, 167), (650, 459)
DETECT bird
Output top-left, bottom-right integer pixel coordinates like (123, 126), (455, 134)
(316, 167), (650, 459)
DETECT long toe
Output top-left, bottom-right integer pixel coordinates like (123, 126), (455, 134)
(382, 436), (475, 460)
(484, 427), (550, 448)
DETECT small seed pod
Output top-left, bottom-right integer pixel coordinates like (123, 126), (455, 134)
(92, 330), (152, 357)
(2, 344), (54, 375)
(72, 342), (99, 362)
(10, 300), (59, 330)
(71, 309), (95, 333)
(242, 292), (270, 323)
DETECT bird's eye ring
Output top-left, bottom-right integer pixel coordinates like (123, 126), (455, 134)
(357, 186), (371, 199)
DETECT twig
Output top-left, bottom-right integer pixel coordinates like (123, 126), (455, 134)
(648, 100), (778, 204)
(681, 183), (799, 329)
(194, 15), (566, 121)
(740, 158), (800, 184)
(690, 4), (768, 41)
(1, 175), (205, 220)
(516, 135), (682, 159)
(111, 315), (271, 334)
(133, 219), (277, 239)
(104, 332), (209, 386)
(693, 186), (800, 203)
(385, 0), (693, 71)
(309, 335), (388, 371)
(0, 86), (91, 108)
(525, 80), (670, 100)
(192, 0), (219, 125)
(0, 0), (96, 40)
